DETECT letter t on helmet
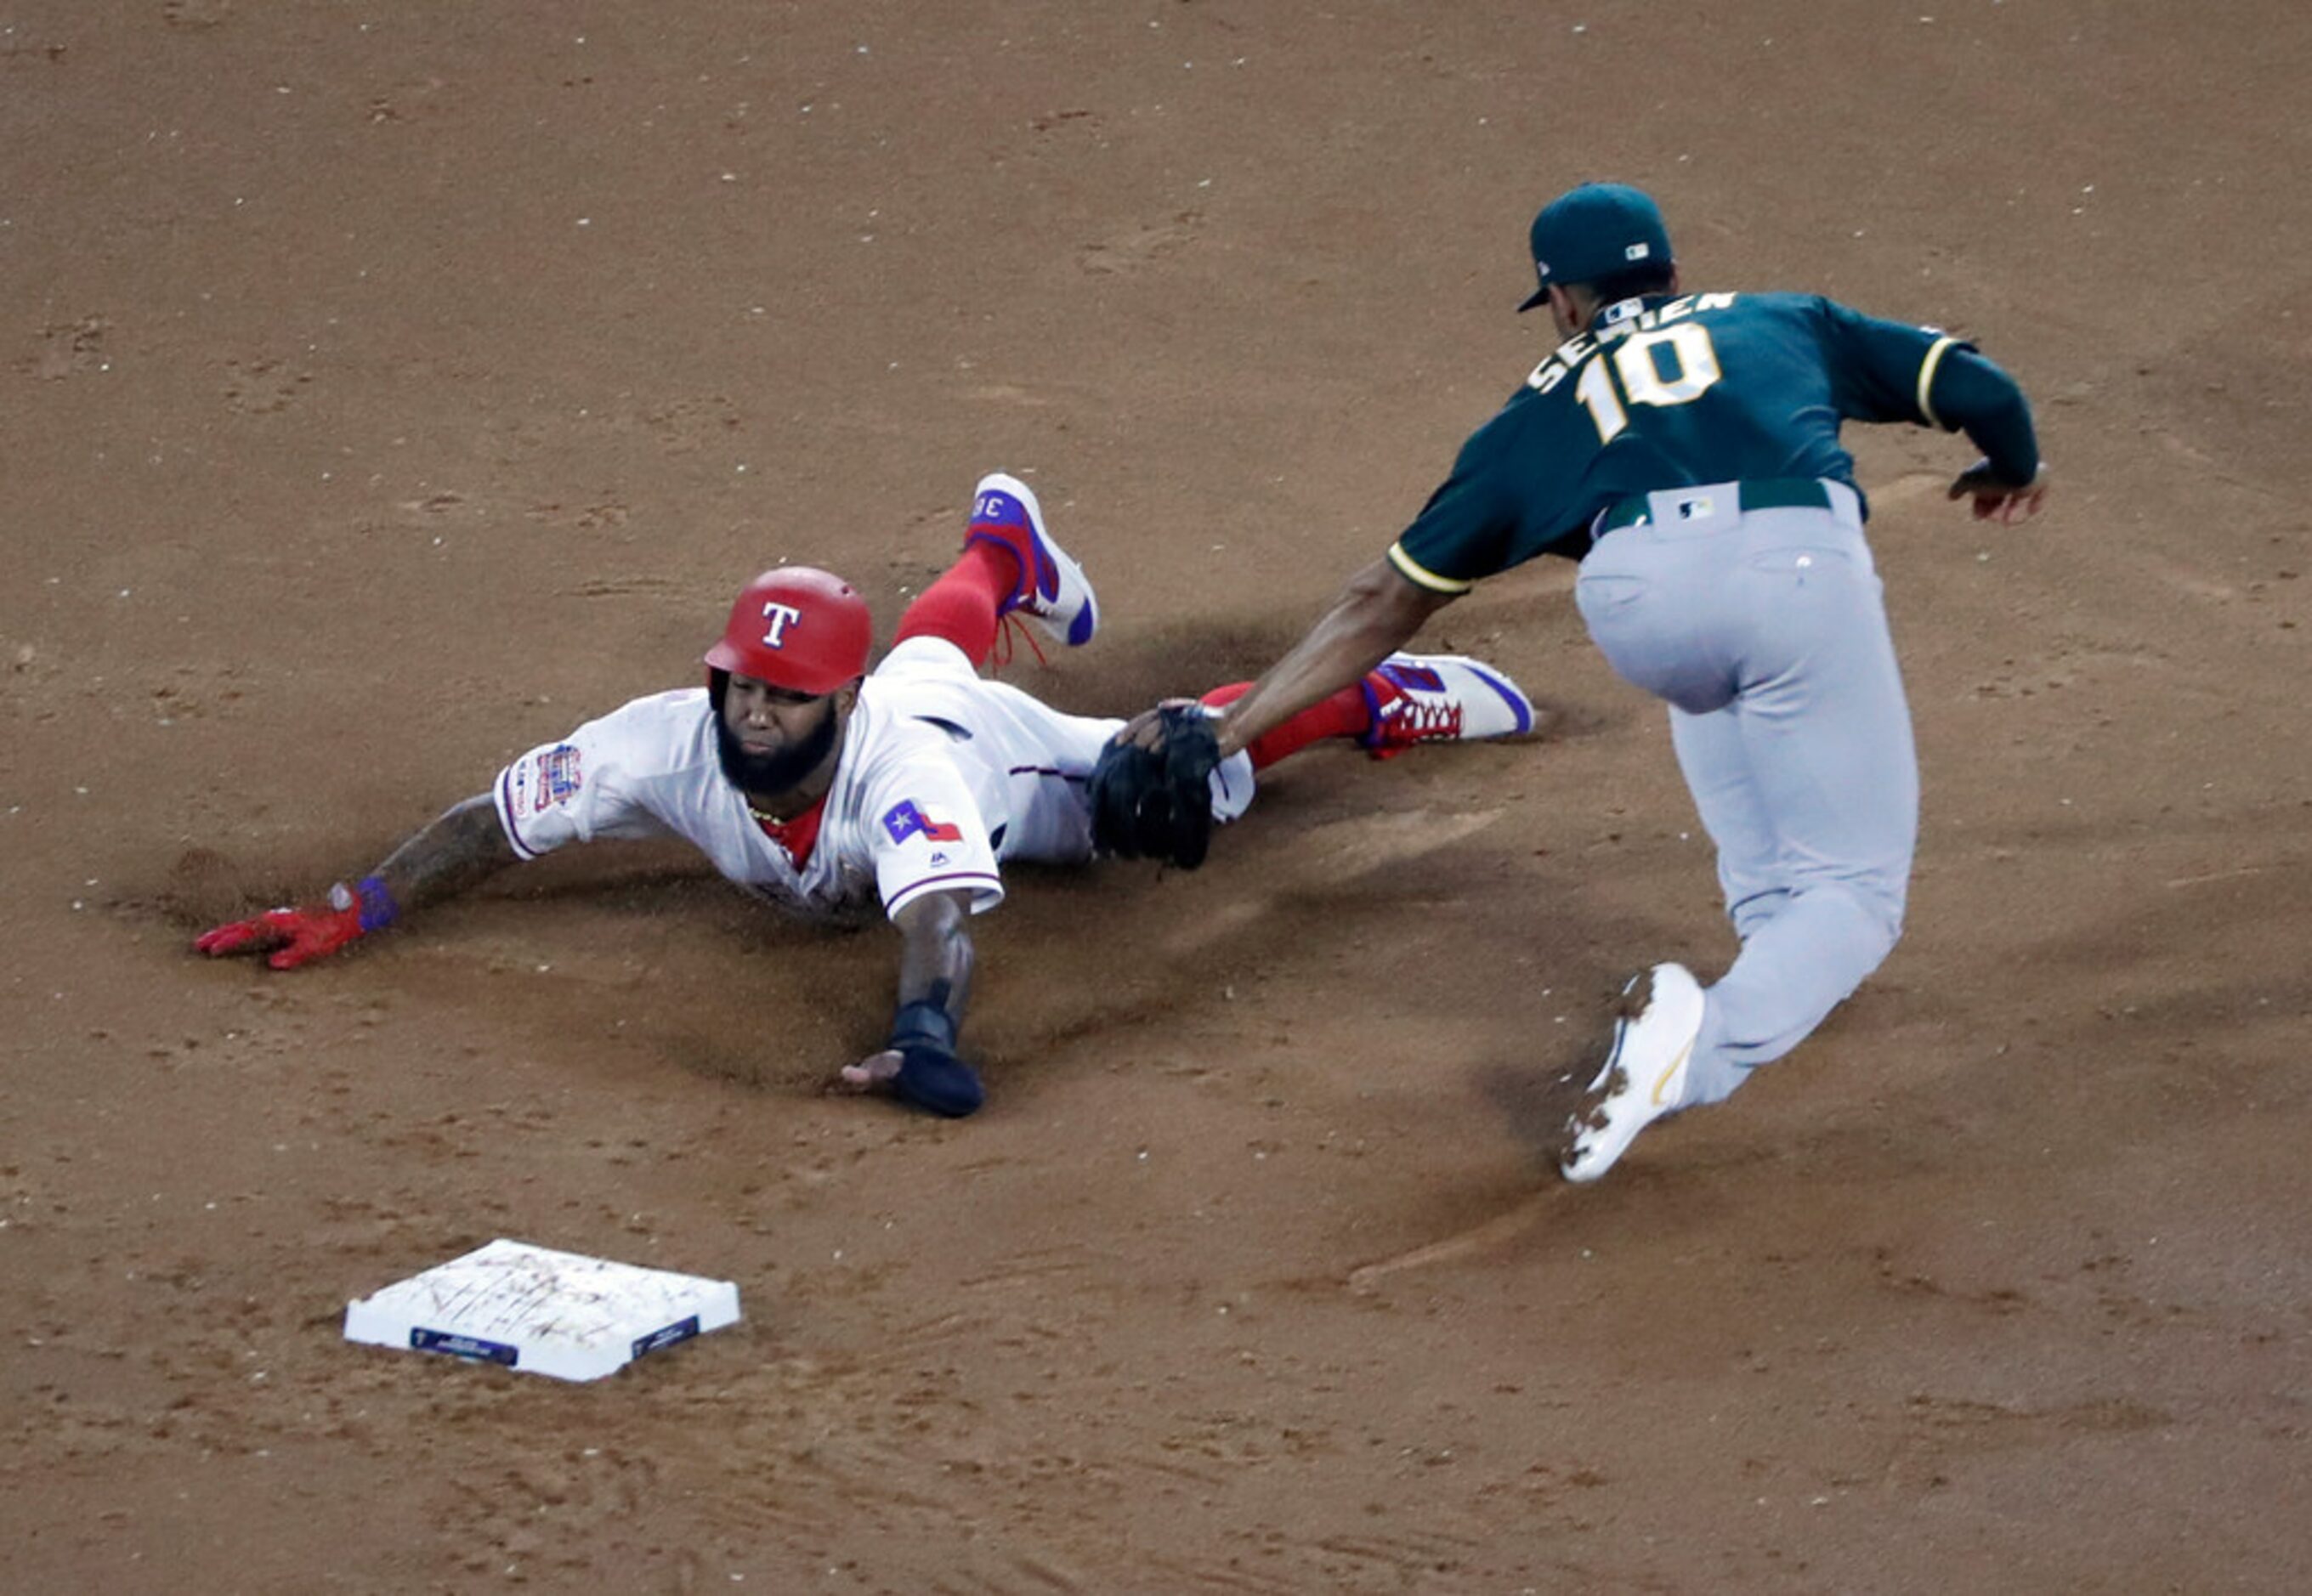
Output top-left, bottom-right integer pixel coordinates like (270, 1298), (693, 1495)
(704, 567), (873, 695)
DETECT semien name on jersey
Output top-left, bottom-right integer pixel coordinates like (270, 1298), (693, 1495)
(1524, 292), (1741, 394)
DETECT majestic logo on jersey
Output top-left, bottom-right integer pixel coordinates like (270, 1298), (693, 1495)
(533, 744), (584, 812)
(881, 799), (963, 845)
(759, 602), (804, 647)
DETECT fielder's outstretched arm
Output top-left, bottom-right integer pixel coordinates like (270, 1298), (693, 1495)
(1927, 342), (2051, 524)
(1200, 557), (1457, 759)
(195, 793), (518, 970)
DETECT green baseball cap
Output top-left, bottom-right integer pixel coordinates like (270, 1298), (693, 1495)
(1516, 183), (1673, 312)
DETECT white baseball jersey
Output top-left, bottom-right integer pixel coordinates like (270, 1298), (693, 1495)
(492, 636), (1255, 923)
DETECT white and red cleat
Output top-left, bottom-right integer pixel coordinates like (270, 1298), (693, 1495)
(1358, 652), (1535, 759)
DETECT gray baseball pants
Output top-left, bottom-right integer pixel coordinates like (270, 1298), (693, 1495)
(1572, 479), (1917, 1106)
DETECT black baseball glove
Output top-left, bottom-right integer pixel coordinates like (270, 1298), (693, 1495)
(1088, 705), (1222, 869)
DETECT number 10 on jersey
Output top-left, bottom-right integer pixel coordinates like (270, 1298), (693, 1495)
(1570, 323), (1725, 444)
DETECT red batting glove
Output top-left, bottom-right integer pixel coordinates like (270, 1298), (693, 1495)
(194, 878), (397, 971)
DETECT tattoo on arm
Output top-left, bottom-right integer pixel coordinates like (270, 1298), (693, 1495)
(372, 795), (518, 913)
(892, 890), (976, 1034)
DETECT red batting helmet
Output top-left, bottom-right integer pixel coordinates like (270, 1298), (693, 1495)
(704, 567), (873, 695)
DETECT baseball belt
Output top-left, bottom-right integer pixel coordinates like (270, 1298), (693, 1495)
(1591, 477), (1843, 539)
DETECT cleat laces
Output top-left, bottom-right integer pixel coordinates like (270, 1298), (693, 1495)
(1368, 693), (1464, 757)
(987, 611), (1050, 671)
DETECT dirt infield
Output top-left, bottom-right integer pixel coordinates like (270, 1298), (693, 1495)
(5, 3), (2308, 1591)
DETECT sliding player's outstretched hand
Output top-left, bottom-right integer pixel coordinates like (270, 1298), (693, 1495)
(195, 878), (396, 971)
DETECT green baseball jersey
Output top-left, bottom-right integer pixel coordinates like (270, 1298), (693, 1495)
(1388, 291), (2038, 591)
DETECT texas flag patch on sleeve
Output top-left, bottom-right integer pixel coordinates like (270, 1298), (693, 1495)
(870, 788), (1002, 918)
(881, 798), (963, 845)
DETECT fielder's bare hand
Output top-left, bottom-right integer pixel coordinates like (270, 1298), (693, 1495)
(1113, 697), (1205, 752)
(1947, 460), (2050, 524)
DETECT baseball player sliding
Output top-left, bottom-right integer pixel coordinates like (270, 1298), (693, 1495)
(1108, 184), (2047, 1182)
(196, 473), (1537, 1116)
